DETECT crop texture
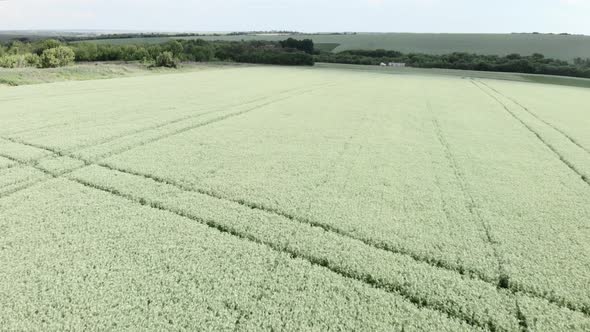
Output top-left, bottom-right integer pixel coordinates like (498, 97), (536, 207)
(1, 66), (590, 331)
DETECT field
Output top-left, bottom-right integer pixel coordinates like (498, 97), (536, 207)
(86, 33), (590, 61)
(1, 65), (590, 331)
(0, 62), (246, 86)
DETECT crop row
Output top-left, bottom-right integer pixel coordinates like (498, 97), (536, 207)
(4, 133), (589, 331)
(473, 80), (590, 185)
(0, 67), (332, 149)
(98, 75), (590, 319)
(0, 156), (16, 170)
(0, 82), (327, 201)
(481, 78), (590, 153)
(101, 76), (504, 285)
(62, 163), (589, 331)
(3, 74), (590, 321)
(437, 80), (590, 315)
(0, 164), (48, 196)
(1, 71), (589, 329)
(0, 178), (478, 331)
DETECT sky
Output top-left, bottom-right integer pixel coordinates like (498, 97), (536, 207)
(0, 0), (589, 34)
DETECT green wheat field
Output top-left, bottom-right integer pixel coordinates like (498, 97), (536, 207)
(1, 65), (589, 331)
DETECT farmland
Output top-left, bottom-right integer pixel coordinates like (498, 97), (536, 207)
(0, 62), (244, 86)
(85, 32), (590, 61)
(1, 65), (590, 331)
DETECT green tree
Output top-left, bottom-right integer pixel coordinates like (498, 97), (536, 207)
(279, 38), (314, 54)
(6, 41), (28, 55)
(24, 53), (41, 67)
(574, 57), (590, 68)
(164, 40), (184, 56)
(154, 51), (178, 68)
(40, 46), (76, 68)
(72, 42), (99, 61)
(34, 39), (62, 55)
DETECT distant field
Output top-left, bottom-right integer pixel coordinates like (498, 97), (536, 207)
(0, 33), (53, 42)
(85, 33), (590, 61)
(314, 42), (340, 52)
(0, 31), (100, 42)
(315, 63), (590, 89)
(1, 66), (590, 330)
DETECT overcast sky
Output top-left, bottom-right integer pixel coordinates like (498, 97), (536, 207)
(0, 0), (589, 34)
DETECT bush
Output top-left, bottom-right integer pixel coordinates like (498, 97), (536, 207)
(24, 53), (40, 67)
(40, 46), (75, 68)
(0, 53), (40, 68)
(164, 40), (184, 56)
(73, 42), (99, 61)
(141, 57), (155, 67)
(154, 51), (178, 68)
(0, 54), (24, 68)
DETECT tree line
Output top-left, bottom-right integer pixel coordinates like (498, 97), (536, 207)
(315, 49), (590, 79)
(2, 37), (590, 79)
(0, 38), (315, 68)
(0, 39), (75, 68)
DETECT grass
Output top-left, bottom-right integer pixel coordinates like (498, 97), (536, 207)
(1, 65), (590, 330)
(0, 62), (243, 86)
(85, 32), (590, 61)
(0, 63), (150, 86)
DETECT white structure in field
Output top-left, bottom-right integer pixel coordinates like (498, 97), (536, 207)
(380, 62), (387, 66)
(388, 62), (406, 67)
